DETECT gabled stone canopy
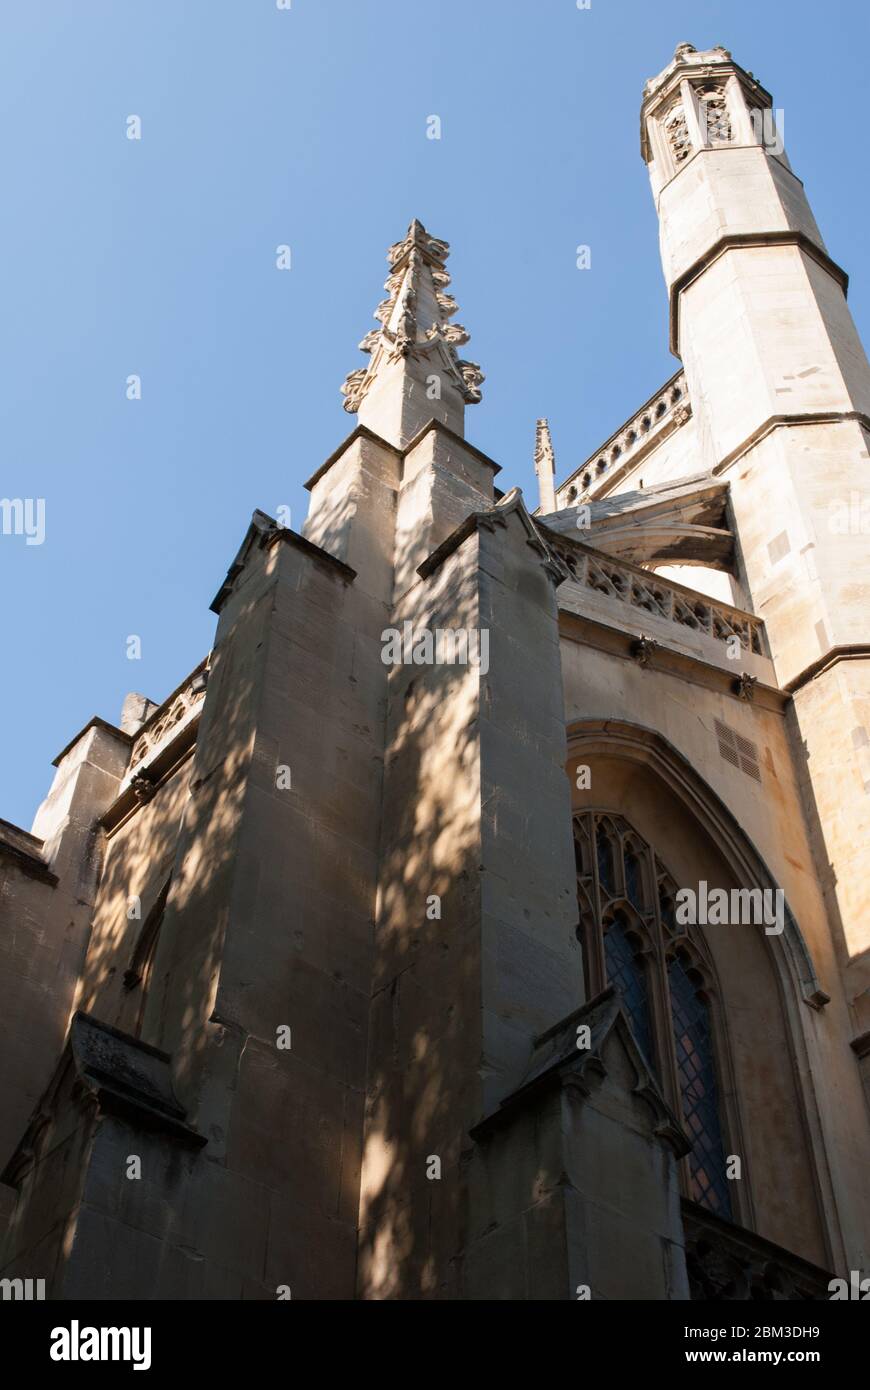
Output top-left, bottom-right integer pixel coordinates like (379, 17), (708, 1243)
(538, 471), (734, 571)
(473, 985), (690, 1158)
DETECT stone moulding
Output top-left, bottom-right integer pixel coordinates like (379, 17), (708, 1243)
(565, 718), (829, 1012)
(128, 657), (210, 771)
(416, 486), (563, 586)
(304, 416), (501, 497)
(711, 409), (870, 483)
(51, 715), (131, 769)
(209, 509), (357, 614)
(682, 1198), (833, 1300)
(470, 986), (691, 1157)
(556, 369), (690, 506)
(0, 817), (57, 885)
(547, 528), (765, 658)
(669, 231), (849, 357)
(2, 1011), (205, 1188)
(559, 607), (782, 711)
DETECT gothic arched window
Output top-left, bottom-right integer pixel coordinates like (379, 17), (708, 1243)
(664, 102), (692, 165)
(574, 811), (735, 1219)
(698, 86), (732, 145)
(669, 951), (732, 1217)
(604, 912), (654, 1068)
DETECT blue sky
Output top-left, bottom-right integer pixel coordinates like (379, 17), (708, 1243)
(1, 0), (868, 828)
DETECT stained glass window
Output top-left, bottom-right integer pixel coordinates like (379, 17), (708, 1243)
(625, 851), (644, 910)
(596, 825), (616, 895)
(669, 953), (732, 1218)
(574, 813), (736, 1222)
(604, 912), (654, 1069)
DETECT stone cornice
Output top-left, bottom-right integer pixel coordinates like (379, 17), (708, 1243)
(210, 510), (356, 614)
(785, 644), (870, 698)
(0, 818), (57, 885)
(52, 716), (131, 769)
(305, 417), (501, 498)
(669, 231), (849, 356)
(558, 607), (785, 711)
(416, 488), (560, 585)
(402, 417), (501, 476)
(711, 409), (870, 481)
(303, 423), (403, 492)
(101, 725), (199, 837)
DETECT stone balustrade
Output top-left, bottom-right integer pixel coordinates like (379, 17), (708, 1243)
(549, 532), (765, 656)
(682, 1199), (833, 1300)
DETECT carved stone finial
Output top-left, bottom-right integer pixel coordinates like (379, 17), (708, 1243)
(340, 218), (483, 418)
(674, 42), (696, 58)
(534, 419), (557, 514)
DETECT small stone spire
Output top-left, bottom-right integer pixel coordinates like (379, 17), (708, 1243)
(340, 219), (484, 449)
(534, 418), (557, 514)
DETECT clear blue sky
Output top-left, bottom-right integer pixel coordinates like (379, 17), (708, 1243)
(1, 0), (868, 828)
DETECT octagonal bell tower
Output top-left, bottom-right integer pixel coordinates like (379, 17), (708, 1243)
(642, 45), (870, 977)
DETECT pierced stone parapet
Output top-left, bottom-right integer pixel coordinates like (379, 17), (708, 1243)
(682, 1199), (832, 1300)
(548, 533), (765, 657)
(557, 371), (690, 507)
(128, 661), (209, 771)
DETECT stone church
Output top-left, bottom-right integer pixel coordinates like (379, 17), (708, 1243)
(1, 42), (868, 1300)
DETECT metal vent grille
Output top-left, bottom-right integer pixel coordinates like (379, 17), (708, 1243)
(714, 718), (761, 783)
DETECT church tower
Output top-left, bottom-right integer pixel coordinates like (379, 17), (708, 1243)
(2, 46), (869, 1306)
(641, 44), (870, 991)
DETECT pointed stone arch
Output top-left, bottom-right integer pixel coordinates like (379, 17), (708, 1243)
(567, 717), (827, 1011)
(566, 717), (836, 1268)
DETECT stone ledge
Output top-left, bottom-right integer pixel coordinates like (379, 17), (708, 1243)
(52, 716), (131, 769)
(210, 510), (357, 614)
(0, 817), (57, 886)
(670, 231), (849, 356)
(2, 1012), (205, 1188)
(303, 423), (403, 492)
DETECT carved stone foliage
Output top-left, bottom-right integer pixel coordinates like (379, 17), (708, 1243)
(683, 1201), (831, 1300)
(534, 418), (556, 475)
(340, 218), (484, 412)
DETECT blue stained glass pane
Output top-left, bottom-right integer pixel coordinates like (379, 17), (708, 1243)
(597, 828), (615, 895)
(604, 914), (655, 1070)
(625, 853), (643, 909)
(669, 955), (732, 1218)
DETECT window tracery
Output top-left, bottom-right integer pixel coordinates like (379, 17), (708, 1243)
(574, 811), (733, 1217)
